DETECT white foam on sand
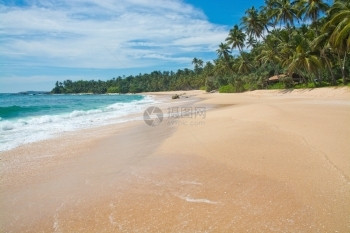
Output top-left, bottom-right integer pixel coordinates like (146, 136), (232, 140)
(180, 180), (203, 186)
(0, 95), (158, 152)
(177, 194), (218, 204)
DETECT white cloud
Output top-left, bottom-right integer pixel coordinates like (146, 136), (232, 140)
(0, 0), (228, 69)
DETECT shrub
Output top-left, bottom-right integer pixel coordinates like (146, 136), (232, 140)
(234, 78), (245, 92)
(107, 86), (120, 93)
(219, 84), (235, 93)
(205, 76), (217, 92)
(294, 82), (316, 89)
(268, 82), (285, 89)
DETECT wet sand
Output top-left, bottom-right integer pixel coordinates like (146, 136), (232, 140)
(1, 87), (350, 232)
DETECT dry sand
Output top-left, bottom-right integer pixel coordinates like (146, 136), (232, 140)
(1, 87), (350, 232)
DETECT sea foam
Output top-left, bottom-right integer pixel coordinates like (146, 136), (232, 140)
(0, 95), (156, 152)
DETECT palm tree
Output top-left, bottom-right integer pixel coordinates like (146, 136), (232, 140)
(203, 61), (215, 77)
(325, 0), (350, 17)
(216, 43), (233, 72)
(324, 1), (350, 52)
(192, 57), (203, 74)
(298, 0), (329, 24)
(282, 29), (321, 82)
(262, 0), (278, 27)
(257, 33), (282, 74)
(288, 45), (321, 81)
(233, 54), (252, 74)
(323, 0), (350, 83)
(213, 58), (229, 76)
(216, 43), (231, 61)
(225, 25), (246, 54)
(226, 25), (252, 73)
(313, 27), (336, 84)
(259, 10), (273, 34)
(268, 0), (300, 28)
(241, 7), (265, 39)
(246, 35), (258, 49)
(267, 29), (295, 67)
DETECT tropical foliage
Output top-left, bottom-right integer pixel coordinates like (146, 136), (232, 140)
(52, 0), (349, 94)
(52, 67), (209, 94)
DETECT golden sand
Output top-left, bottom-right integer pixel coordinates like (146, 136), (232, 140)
(1, 87), (350, 232)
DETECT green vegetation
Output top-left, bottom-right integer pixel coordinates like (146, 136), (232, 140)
(52, 69), (208, 94)
(219, 84), (235, 93)
(52, 0), (349, 94)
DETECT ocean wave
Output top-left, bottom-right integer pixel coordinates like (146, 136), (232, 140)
(1, 121), (15, 131)
(0, 95), (158, 152)
(0, 105), (51, 119)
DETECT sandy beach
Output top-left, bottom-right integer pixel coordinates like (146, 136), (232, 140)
(1, 87), (350, 232)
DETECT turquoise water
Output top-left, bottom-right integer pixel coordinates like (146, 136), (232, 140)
(0, 93), (154, 151)
(0, 94), (144, 120)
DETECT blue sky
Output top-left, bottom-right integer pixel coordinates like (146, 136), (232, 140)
(0, 0), (264, 92)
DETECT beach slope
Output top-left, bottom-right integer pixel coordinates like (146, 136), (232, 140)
(1, 87), (350, 232)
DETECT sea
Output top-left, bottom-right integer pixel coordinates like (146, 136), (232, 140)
(0, 93), (156, 152)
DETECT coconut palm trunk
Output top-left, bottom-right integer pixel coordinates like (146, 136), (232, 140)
(341, 52), (347, 84)
(322, 52), (336, 85)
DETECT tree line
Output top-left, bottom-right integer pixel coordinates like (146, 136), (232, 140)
(52, 0), (349, 94)
(52, 68), (209, 94)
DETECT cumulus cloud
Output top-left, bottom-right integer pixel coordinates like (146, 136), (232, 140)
(0, 0), (228, 69)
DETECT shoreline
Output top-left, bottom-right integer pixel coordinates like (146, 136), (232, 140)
(0, 92), (202, 189)
(0, 93), (158, 152)
(1, 87), (350, 232)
